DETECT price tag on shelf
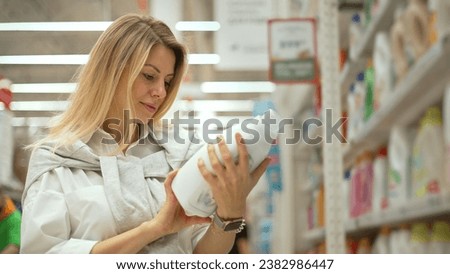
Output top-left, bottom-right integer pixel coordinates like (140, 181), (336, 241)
(268, 18), (318, 84)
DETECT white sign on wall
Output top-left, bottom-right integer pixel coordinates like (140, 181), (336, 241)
(214, 0), (272, 71)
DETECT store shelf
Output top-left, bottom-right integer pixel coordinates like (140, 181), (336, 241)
(349, 0), (398, 61)
(346, 193), (450, 233)
(343, 32), (450, 168)
(304, 193), (450, 244)
(303, 227), (325, 244)
(340, 0), (399, 106)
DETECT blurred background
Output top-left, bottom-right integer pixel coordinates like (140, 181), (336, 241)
(0, 0), (449, 254)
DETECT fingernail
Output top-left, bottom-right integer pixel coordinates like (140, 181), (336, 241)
(198, 158), (204, 165)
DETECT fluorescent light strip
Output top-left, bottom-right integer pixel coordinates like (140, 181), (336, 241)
(11, 117), (51, 127)
(0, 22), (112, 31)
(0, 55), (88, 65)
(11, 83), (76, 93)
(187, 54), (220, 65)
(201, 81), (276, 93)
(175, 21), (220, 31)
(11, 101), (69, 111)
(0, 54), (220, 65)
(173, 100), (254, 112)
(0, 21), (219, 32)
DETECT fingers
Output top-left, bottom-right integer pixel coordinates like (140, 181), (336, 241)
(217, 138), (237, 173)
(207, 143), (227, 178)
(197, 158), (218, 188)
(164, 169), (179, 196)
(236, 133), (249, 173)
(251, 157), (271, 185)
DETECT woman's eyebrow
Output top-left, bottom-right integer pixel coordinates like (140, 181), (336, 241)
(144, 63), (174, 76)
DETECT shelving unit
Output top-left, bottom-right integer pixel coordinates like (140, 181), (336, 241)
(303, 0), (450, 250)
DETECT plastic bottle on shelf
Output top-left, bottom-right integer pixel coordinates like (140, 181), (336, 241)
(349, 13), (363, 59)
(409, 222), (431, 254)
(389, 225), (412, 253)
(359, 150), (374, 215)
(403, 0), (430, 60)
(428, 221), (450, 253)
(356, 237), (372, 254)
(350, 155), (363, 218)
(364, 59), (375, 122)
(429, 0), (450, 44)
(411, 107), (447, 198)
(373, 31), (394, 111)
(172, 109), (281, 217)
(372, 226), (391, 254)
(347, 84), (357, 141)
(445, 84), (450, 194)
(354, 72), (366, 134)
(372, 146), (388, 213)
(0, 77), (14, 191)
(387, 126), (416, 209)
(390, 3), (411, 85)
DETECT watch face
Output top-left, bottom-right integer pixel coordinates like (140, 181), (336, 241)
(224, 221), (244, 231)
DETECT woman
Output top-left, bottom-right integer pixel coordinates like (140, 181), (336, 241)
(20, 14), (269, 254)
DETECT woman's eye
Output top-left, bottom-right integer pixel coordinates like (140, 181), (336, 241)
(143, 73), (154, 80)
(165, 81), (171, 89)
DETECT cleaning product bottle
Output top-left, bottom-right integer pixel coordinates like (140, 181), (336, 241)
(445, 84), (450, 194)
(372, 226), (391, 254)
(387, 126), (416, 209)
(373, 31), (394, 111)
(428, 0), (439, 46)
(172, 109), (281, 217)
(428, 221), (450, 253)
(354, 72), (366, 133)
(409, 222), (430, 254)
(390, 3), (410, 84)
(411, 107), (446, 197)
(372, 146), (388, 213)
(364, 59), (375, 122)
(350, 155), (363, 218)
(404, 0), (430, 59)
(349, 13), (363, 60)
(359, 150), (374, 215)
(357, 237), (372, 254)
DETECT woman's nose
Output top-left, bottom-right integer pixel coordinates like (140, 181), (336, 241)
(151, 81), (166, 98)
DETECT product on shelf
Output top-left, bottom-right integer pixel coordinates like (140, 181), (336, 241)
(373, 31), (394, 111)
(356, 237), (372, 254)
(372, 226), (391, 254)
(172, 109), (281, 217)
(403, 0), (430, 60)
(350, 155), (362, 218)
(389, 225), (411, 253)
(0, 76), (14, 193)
(349, 12), (363, 59)
(387, 126), (416, 208)
(390, 3), (411, 84)
(429, 0), (450, 44)
(372, 146), (388, 213)
(409, 222), (431, 254)
(364, 59), (375, 122)
(359, 151), (374, 215)
(411, 107), (447, 197)
(445, 84), (450, 194)
(428, 221), (450, 253)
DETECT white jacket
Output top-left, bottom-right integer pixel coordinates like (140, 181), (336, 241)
(20, 126), (209, 254)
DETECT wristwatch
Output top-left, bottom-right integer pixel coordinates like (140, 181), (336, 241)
(212, 212), (245, 233)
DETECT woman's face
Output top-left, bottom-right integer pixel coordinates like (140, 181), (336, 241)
(112, 44), (176, 123)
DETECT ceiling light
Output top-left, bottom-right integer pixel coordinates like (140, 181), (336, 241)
(175, 21), (220, 31)
(11, 83), (77, 93)
(0, 22), (112, 31)
(0, 54), (220, 65)
(201, 81), (276, 93)
(10, 101), (69, 111)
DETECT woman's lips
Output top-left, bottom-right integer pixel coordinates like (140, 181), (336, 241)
(141, 102), (157, 113)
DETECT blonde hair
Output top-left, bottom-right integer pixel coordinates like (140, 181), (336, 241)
(35, 14), (187, 148)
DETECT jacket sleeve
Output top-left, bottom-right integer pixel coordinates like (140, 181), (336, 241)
(20, 169), (98, 254)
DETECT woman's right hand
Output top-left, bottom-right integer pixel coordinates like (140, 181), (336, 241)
(151, 170), (211, 237)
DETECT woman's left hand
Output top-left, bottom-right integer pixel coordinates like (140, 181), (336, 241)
(197, 133), (270, 219)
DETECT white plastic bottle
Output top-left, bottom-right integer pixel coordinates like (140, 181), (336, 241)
(411, 107), (446, 197)
(372, 147), (388, 213)
(387, 126), (416, 208)
(444, 84), (450, 194)
(373, 31), (394, 111)
(172, 109), (281, 217)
